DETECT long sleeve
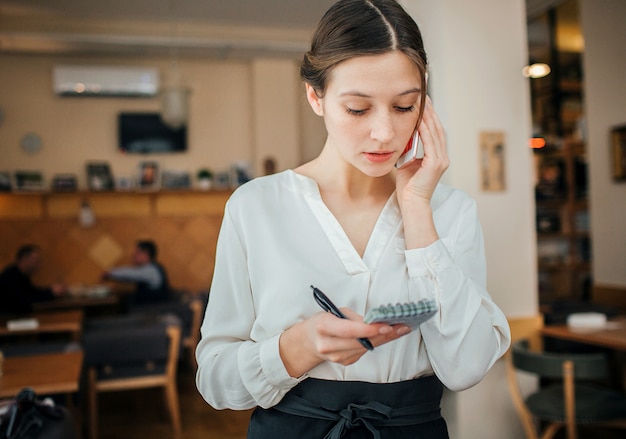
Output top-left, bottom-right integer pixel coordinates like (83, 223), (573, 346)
(195, 171), (510, 410)
(0, 265), (55, 314)
(404, 193), (510, 391)
(107, 264), (162, 289)
(195, 208), (303, 410)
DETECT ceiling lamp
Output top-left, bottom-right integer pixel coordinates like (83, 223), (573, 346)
(161, 86), (190, 129)
(522, 63), (551, 79)
(161, 0), (190, 129)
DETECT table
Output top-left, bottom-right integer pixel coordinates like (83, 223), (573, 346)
(542, 318), (626, 391)
(0, 310), (84, 339)
(541, 317), (626, 351)
(0, 351), (84, 398)
(32, 294), (119, 312)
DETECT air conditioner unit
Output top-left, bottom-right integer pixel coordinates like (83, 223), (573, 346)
(52, 65), (159, 97)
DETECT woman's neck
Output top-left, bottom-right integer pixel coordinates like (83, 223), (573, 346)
(295, 150), (395, 201)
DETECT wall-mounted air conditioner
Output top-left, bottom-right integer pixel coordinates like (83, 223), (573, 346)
(52, 65), (159, 97)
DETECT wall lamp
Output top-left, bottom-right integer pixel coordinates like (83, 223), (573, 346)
(522, 63), (551, 79)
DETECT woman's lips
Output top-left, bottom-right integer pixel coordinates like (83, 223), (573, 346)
(364, 151), (395, 163)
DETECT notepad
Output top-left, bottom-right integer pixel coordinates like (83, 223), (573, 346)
(364, 299), (437, 329)
(7, 318), (39, 331)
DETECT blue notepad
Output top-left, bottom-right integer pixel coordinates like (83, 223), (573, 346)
(364, 299), (438, 329)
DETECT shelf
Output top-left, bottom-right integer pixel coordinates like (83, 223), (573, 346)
(0, 190), (233, 220)
(534, 138), (591, 304)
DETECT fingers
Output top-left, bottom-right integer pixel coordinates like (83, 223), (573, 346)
(313, 311), (411, 360)
(419, 96), (447, 165)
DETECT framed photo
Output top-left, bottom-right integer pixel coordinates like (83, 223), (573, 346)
(14, 170), (44, 191)
(611, 124), (626, 181)
(161, 170), (191, 190)
(479, 131), (506, 191)
(0, 171), (12, 192)
(138, 161), (160, 190)
(230, 161), (253, 188)
(213, 171), (231, 190)
(52, 173), (78, 192)
(86, 161), (114, 191)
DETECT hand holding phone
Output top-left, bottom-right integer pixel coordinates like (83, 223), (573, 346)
(395, 130), (424, 169)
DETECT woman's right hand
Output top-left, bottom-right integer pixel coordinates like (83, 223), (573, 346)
(279, 309), (411, 378)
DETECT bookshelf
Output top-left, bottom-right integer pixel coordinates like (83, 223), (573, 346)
(535, 141), (591, 303)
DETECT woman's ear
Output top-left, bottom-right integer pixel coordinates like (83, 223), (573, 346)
(305, 83), (324, 116)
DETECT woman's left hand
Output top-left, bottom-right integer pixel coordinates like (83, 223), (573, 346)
(395, 96), (449, 209)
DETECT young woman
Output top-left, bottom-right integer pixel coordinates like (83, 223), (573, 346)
(196, 1), (510, 437)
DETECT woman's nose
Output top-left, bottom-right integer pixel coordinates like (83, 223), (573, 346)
(370, 112), (395, 143)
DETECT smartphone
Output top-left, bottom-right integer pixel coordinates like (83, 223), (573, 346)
(395, 130), (424, 169)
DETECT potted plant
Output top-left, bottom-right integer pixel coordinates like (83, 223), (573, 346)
(196, 168), (213, 190)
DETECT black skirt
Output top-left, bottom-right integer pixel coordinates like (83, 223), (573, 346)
(247, 375), (448, 439)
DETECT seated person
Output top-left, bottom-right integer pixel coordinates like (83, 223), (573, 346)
(102, 240), (171, 305)
(0, 244), (67, 314)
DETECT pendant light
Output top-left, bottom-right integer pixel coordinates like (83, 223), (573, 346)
(161, 0), (190, 129)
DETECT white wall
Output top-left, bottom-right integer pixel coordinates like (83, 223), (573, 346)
(251, 58), (301, 175)
(402, 0), (536, 437)
(0, 55), (317, 187)
(580, 0), (626, 288)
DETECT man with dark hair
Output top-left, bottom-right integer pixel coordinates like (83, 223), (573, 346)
(0, 244), (67, 314)
(102, 240), (171, 305)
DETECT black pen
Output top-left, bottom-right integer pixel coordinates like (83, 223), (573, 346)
(311, 285), (374, 351)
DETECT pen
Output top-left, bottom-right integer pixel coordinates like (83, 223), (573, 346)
(311, 285), (374, 351)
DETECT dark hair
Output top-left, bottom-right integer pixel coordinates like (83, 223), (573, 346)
(16, 244), (40, 261)
(136, 240), (157, 261)
(301, 0), (428, 120)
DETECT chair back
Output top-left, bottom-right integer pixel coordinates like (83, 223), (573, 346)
(506, 315), (545, 439)
(512, 339), (608, 381)
(506, 315), (626, 439)
(83, 313), (181, 380)
(84, 313), (182, 439)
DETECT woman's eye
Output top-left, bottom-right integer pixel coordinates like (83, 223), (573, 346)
(346, 107), (367, 116)
(396, 105), (416, 113)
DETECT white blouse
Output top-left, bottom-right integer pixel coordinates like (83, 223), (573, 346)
(196, 170), (510, 410)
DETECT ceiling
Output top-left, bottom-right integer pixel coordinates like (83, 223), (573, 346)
(0, 0), (580, 59)
(0, 0), (337, 58)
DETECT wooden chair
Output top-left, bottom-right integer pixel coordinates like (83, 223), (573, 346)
(83, 314), (182, 439)
(506, 315), (626, 439)
(182, 297), (203, 367)
(127, 290), (205, 367)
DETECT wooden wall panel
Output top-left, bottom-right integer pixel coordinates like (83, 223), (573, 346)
(0, 194), (43, 219)
(0, 191), (229, 293)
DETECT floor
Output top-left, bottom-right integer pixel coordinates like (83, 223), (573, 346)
(89, 364), (626, 439)
(93, 362), (253, 439)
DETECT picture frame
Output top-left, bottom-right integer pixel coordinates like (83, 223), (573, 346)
(86, 161), (114, 191)
(611, 124), (626, 182)
(138, 161), (160, 190)
(230, 161), (253, 188)
(161, 170), (191, 190)
(0, 171), (12, 192)
(479, 131), (506, 191)
(51, 173), (78, 192)
(213, 171), (231, 190)
(14, 170), (45, 191)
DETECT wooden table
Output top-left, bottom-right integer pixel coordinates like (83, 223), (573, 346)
(542, 318), (626, 390)
(32, 294), (119, 312)
(541, 318), (626, 351)
(0, 310), (84, 339)
(0, 351), (84, 398)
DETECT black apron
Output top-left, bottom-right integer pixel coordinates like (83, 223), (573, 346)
(248, 375), (448, 439)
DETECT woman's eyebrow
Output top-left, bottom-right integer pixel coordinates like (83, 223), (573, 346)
(339, 87), (421, 98)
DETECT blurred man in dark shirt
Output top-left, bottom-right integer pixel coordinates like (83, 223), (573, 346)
(0, 244), (66, 314)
